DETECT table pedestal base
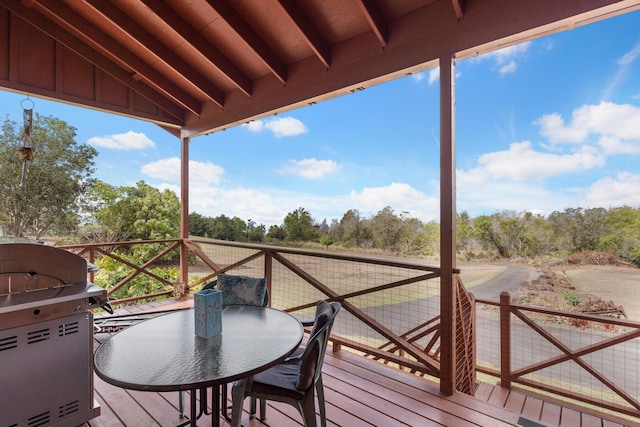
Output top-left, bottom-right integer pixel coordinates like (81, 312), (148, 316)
(177, 385), (222, 427)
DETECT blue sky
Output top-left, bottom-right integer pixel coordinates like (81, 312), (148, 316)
(1, 10), (640, 228)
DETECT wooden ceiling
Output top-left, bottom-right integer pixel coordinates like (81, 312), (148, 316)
(2, 0), (639, 139)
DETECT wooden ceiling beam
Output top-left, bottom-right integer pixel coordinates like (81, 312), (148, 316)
(4, 0), (188, 119)
(451, 0), (464, 20)
(140, 0), (252, 97)
(277, 0), (331, 68)
(204, 0), (288, 84)
(357, 0), (388, 48)
(83, 0), (225, 107)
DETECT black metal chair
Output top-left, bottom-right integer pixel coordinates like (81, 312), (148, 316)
(230, 300), (341, 427)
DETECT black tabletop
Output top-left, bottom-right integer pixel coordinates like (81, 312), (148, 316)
(94, 306), (303, 392)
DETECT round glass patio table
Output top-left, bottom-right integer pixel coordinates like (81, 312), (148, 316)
(94, 305), (303, 427)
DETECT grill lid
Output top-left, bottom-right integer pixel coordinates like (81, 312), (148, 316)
(0, 243), (110, 314)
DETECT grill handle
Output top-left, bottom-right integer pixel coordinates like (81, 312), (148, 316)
(90, 295), (114, 314)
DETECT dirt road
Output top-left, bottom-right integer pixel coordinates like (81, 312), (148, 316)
(465, 265), (538, 302)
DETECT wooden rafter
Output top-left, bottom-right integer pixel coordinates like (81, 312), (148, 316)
(357, 0), (388, 47)
(451, 0), (464, 19)
(204, 0), (287, 85)
(82, 0), (225, 107)
(140, 0), (253, 97)
(277, 0), (330, 68)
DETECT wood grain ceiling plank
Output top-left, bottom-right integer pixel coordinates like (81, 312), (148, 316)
(277, 0), (331, 68)
(83, 0), (224, 107)
(140, 0), (252, 97)
(204, 0), (287, 84)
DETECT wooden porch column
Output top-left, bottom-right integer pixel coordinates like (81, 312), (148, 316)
(179, 132), (190, 294)
(439, 54), (457, 395)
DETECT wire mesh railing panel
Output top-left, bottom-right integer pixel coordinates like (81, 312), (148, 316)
(476, 293), (640, 417)
(475, 304), (501, 373)
(271, 252), (442, 358)
(186, 241), (264, 287)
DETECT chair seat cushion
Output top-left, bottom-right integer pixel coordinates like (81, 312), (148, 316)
(216, 274), (267, 306)
(252, 360), (306, 399)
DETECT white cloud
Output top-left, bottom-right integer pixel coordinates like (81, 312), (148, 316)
(410, 71), (426, 82)
(428, 69), (440, 85)
(141, 157), (224, 184)
(583, 172), (640, 207)
(499, 60), (517, 75)
(280, 158), (338, 179)
(457, 177), (571, 217)
(243, 116), (308, 138)
(535, 102), (640, 153)
(87, 131), (155, 150)
(597, 135), (640, 155)
(457, 99), (640, 216)
(534, 112), (588, 143)
(604, 42), (640, 100)
(150, 176), (440, 226)
(349, 182), (439, 221)
(458, 141), (604, 183)
(475, 42), (531, 75)
(411, 68), (460, 85)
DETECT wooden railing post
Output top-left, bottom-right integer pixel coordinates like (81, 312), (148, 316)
(500, 291), (511, 389)
(264, 252), (272, 306)
(89, 248), (96, 283)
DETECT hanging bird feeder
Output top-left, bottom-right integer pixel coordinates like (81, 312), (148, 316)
(18, 97), (35, 187)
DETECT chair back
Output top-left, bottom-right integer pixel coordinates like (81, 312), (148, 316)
(296, 301), (341, 391)
(203, 275), (269, 307)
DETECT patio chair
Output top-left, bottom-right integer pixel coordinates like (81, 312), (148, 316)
(178, 274), (268, 418)
(230, 300), (341, 427)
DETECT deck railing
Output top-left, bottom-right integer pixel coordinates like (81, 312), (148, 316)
(61, 238), (639, 419)
(62, 238), (454, 384)
(475, 293), (640, 418)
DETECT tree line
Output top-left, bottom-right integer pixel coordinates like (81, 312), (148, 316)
(1, 114), (639, 267)
(189, 205), (640, 266)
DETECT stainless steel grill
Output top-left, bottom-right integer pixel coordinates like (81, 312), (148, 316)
(0, 242), (111, 427)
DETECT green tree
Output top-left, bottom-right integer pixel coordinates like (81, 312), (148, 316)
(548, 207), (609, 253)
(370, 206), (404, 252)
(83, 180), (180, 242)
(80, 181), (131, 242)
(208, 214), (236, 240)
(283, 207), (316, 241)
(267, 224), (287, 240)
(189, 212), (209, 237)
(473, 213), (510, 257)
(601, 206), (640, 265)
(0, 113), (97, 237)
(320, 234), (334, 250)
(339, 209), (369, 248)
(420, 220), (440, 256)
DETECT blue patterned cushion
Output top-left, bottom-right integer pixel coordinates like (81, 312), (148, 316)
(216, 274), (267, 306)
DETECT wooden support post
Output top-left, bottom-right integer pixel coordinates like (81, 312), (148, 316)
(500, 291), (512, 389)
(178, 133), (190, 296)
(439, 54), (457, 395)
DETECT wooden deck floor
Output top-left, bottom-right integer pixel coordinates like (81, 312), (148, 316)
(88, 299), (639, 427)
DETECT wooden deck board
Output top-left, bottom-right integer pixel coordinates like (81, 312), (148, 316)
(540, 401), (562, 426)
(89, 298), (639, 427)
(504, 389), (527, 414)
